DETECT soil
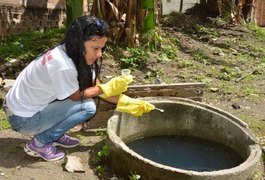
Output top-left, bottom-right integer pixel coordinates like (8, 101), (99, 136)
(0, 13), (265, 179)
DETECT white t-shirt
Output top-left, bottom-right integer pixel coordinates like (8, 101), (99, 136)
(5, 45), (79, 117)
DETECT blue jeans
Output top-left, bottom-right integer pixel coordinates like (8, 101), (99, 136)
(8, 98), (97, 144)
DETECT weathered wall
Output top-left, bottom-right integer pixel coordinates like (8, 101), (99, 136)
(253, 0), (265, 27)
(0, 0), (66, 38)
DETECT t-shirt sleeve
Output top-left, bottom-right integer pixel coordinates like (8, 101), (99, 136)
(50, 69), (79, 100)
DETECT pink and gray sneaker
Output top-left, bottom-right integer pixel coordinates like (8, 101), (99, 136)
(24, 139), (65, 161)
(53, 134), (80, 148)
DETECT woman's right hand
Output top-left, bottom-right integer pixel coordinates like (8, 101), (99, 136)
(98, 76), (133, 98)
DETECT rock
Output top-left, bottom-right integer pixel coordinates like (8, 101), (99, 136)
(210, 88), (219, 92)
(122, 50), (132, 58)
(64, 156), (85, 173)
(232, 103), (240, 109)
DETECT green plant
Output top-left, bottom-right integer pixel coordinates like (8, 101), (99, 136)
(160, 45), (178, 60)
(0, 119), (11, 130)
(119, 47), (148, 69)
(141, 29), (162, 51)
(193, 24), (218, 39)
(145, 69), (163, 79)
(92, 144), (110, 177)
(97, 144), (110, 157)
(192, 50), (213, 65)
(0, 109), (10, 130)
(247, 23), (265, 41)
(178, 58), (193, 68)
(0, 28), (65, 63)
(128, 172), (141, 180)
(95, 128), (107, 137)
(96, 165), (106, 177)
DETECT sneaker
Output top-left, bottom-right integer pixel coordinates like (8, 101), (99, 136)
(53, 134), (80, 148)
(24, 139), (65, 161)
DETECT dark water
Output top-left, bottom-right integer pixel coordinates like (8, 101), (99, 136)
(127, 135), (244, 171)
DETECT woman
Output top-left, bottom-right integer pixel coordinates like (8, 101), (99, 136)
(3, 15), (154, 161)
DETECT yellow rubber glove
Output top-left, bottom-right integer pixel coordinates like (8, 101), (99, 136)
(98, 76), (133, 98)
(116, 94), (155, 116)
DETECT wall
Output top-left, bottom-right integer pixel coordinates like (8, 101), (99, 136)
(161, 0), (199, 15)
(0, 0), (66, 38)
(253, 0), (265, 27)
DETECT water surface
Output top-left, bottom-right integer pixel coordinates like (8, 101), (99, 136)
(127, 135), (243, 171)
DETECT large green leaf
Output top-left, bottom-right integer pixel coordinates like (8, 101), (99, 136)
(66, 0), (83, 27)
(143, 10), (154, 31)
(142, 0), (154, 9)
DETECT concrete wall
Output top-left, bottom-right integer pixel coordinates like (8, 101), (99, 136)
(161, 0), (199, 15)
(0, 0), (66, 38)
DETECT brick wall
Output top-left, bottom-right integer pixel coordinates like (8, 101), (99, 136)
(0, 0), (66, 38)
(253, 0), (265, 27)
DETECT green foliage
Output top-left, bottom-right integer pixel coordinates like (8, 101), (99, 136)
(143, 10), (155, 31)
(217, 66), (242, 81)
(0, 28), (65, 63)
(142, 0), (155, 31)
(66, 0), (83, 28)
(247, 23), (265, 41)
(142, 0), (154, 9)
(159, 45), (178, 60)
(120, 47), (148, 69)
(193, 24), (219, 39)
(97, 144), (110, 157)
(145, 68), (163, 79)
(177, 58), (193, 68)
(129, 172), (141, 180)
(91, 144), (110, 177)
(0, 119), (11, 130)
(141, 29), (162, 51)
(95, 128), (107, 137)
(192, 50), (212, 65)
(0, 109), (10, 130)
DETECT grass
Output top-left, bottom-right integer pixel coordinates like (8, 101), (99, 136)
(247, 23), (265, 41)
(0, 106), (10, 130)
(0, 28), (65, 62)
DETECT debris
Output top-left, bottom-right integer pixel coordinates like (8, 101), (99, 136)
(104, 75), (114, 79)
(210, 88), (219, 92)
(232, 103), (240, 109)
(64, 156), (85, 173)
(235, 69), (257, 83)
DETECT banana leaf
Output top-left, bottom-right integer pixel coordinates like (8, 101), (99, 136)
(142, 0), (154, 9)
(143, 10), (154, 31)
(66, 0), (83, 27)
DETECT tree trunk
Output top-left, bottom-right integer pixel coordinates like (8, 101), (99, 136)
(125, 0), (137, 46)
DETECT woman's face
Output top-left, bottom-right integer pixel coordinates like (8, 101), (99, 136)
(84, 36), (107, 65)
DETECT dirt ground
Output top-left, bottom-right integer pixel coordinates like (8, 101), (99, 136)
(0, 129), (105, 180)
(0, 14), (265, 179)
(0, 94), (264, 180)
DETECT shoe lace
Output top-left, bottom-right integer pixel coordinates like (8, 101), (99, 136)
(58, 134), (69, 143)
(45, 143), (57, 155)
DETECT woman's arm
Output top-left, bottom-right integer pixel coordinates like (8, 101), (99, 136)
(69, 86), (103, 101)
(96, 78), (119, 104)
(69, 78), (120, 103)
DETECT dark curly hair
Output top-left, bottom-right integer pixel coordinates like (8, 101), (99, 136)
(61, 15), (109, 98)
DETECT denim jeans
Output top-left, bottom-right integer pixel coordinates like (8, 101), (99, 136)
(8, 98), (97, 144)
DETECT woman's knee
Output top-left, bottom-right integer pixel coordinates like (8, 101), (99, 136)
(82, 99), (97, 115)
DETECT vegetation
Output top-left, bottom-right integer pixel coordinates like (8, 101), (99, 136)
(0, 28), (65, 63)
(0, 11), (265, 179)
